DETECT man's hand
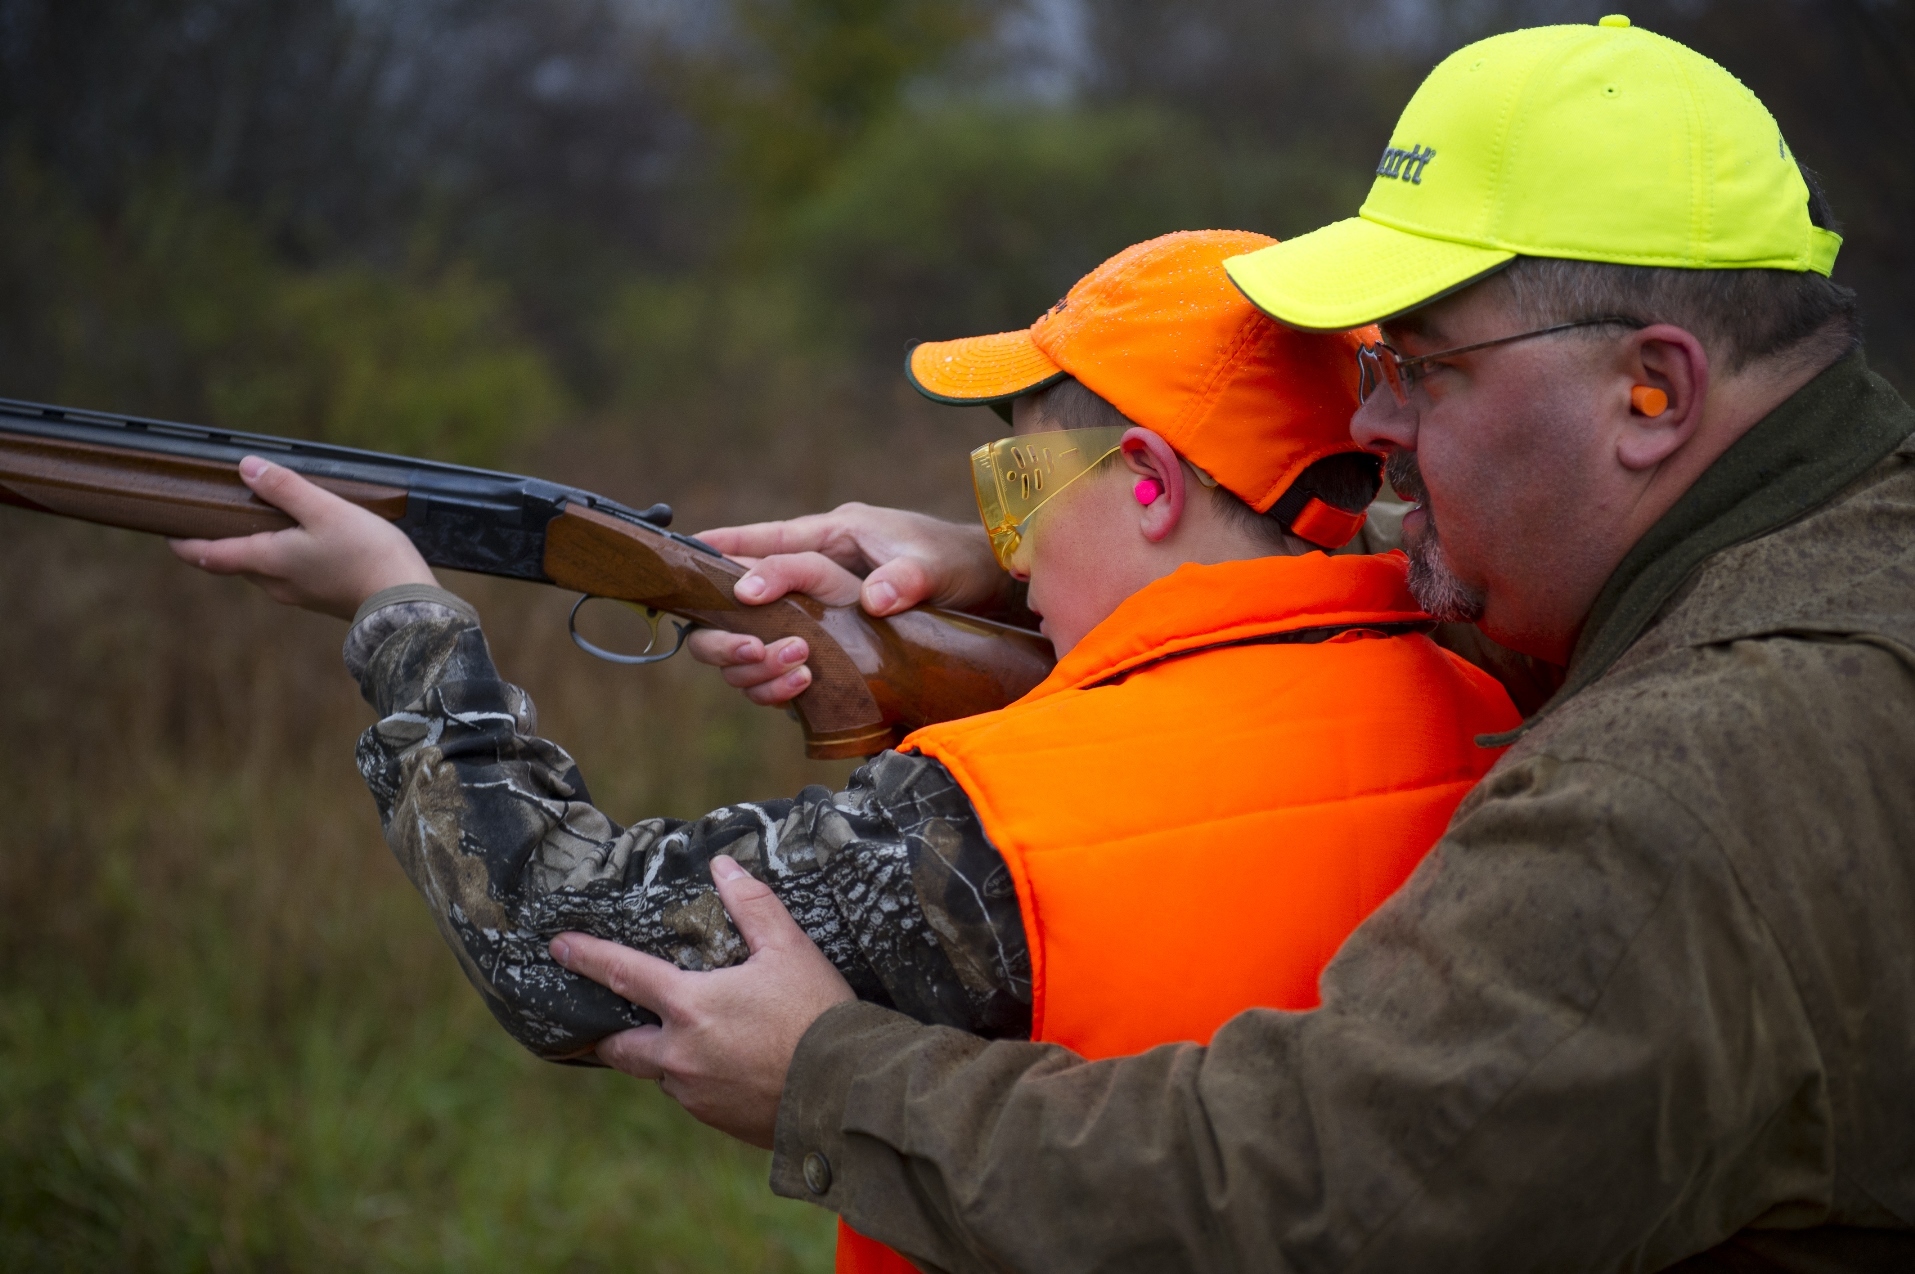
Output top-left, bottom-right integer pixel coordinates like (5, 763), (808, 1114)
(169, 456), (438, 619)
(551, 854), (855, 1149)
(689, 502), (1005, 707)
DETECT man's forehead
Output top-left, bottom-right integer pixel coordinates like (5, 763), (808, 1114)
(1380, 309), (1448, 349)
(1380, 311), (1434, 344)
(1380, 277), (1509, 348)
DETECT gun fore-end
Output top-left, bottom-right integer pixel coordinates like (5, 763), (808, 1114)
(541, 505), (1054, 760)
(0, 431), (407, 536)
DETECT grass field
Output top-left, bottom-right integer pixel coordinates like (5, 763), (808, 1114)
(0, 404), (989, 1268)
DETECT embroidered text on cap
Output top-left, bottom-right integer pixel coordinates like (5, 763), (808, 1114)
(1376, 144), (1436, 184)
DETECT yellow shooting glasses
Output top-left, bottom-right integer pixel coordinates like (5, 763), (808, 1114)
(971, 426), (1130, 574)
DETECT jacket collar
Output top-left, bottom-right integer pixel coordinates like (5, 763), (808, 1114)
(1029, 551), (1427, 701)
(1492, 348), (1915, 743)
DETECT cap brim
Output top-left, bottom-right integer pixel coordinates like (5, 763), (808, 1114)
(1224, 216), (1517, 332)
(906, 330), (1067, 405)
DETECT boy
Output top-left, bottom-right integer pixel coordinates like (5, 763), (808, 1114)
(176, 230), (1518, 1269)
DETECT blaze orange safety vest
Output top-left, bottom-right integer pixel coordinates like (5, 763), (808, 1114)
(835, 552), (1521, 1273)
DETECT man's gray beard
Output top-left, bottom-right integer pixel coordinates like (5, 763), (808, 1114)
(1385, 451), (1488, 624)
(1405, 533), (1488, 623)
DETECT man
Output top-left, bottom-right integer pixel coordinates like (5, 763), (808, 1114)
(552, 17), (1915, 1271)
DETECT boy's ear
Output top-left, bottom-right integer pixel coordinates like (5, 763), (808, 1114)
(1121, 428), (1185, 544)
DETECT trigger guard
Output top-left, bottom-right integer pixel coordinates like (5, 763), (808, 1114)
(568, 594), (696, 666)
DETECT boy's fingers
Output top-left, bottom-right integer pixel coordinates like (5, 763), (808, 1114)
(168, 537), (223, 570)
(716, 637), (808, 689)
(721, 657), (800, 691)
(697, 513), (846, 563)
(686, 628), (767, 669)
(168, 531), (283, 576)
(237, 456), (348, 527)
(741, 664), (810, 705)
(732, 552), (864, 608)
(708, 855), (805, 956)
(686, 629), (811, 705)
(552, 932), (681, 1014)
(860, 555), (937, 615)
(690, 523), (764, 556)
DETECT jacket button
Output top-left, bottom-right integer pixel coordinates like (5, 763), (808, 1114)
(802, 1150), (833, 1195)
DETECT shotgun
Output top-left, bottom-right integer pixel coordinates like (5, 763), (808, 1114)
(0, 395), (1056, 759)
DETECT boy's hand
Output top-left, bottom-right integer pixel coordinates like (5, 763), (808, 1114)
(169, 456), (439, 620)
(688, 503), (1004, 707)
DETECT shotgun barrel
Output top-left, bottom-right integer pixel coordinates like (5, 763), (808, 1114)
(0, 395), (1055, 758)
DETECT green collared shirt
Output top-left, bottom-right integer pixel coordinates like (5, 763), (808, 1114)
(773, 351), (1915, 1273)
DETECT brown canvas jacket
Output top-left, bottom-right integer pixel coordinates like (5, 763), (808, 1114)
(769, 350), (1915, 1274)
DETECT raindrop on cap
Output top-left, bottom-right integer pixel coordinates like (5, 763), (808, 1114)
(1599, 14), (1631, 27)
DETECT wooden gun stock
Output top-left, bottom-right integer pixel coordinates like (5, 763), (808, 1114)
(543, 505), (1054, 757)
(0, 408), (1056, 760)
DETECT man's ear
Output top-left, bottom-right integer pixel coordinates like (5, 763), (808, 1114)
(1617, 324), (1710, 472)
(1121, 427), (1186, 543)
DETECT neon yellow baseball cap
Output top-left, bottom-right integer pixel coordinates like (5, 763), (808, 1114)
(1225, 15), (1843, 332)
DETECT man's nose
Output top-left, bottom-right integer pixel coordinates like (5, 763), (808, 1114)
(1350, 392), (1417, 452)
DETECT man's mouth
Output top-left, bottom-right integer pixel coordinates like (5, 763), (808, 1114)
(1383, 450), (1486, 622)
(1385, 451), (1432, 537)
(1384, 450), (1427, 510)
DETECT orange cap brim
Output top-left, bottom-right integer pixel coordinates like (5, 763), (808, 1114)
(906, 330), (1067, 405)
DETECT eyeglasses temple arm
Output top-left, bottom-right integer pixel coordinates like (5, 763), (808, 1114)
(1394, 316), (1647, 372)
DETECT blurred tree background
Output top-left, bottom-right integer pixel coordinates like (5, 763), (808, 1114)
(0, 1), (1908, 1268)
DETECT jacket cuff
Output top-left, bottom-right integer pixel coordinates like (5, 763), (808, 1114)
(771, 1000), (921, 1206)
(342, 584), (481, 684)
(350, 582), (479, 628)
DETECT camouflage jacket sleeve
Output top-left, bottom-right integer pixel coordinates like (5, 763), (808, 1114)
(343, 586), (1032, 1062)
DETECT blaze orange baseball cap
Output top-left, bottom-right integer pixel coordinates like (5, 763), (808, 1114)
(906, 230), (1375, 522)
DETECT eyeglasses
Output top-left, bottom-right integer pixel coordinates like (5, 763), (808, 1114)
(971, 425), (1130, 574)
(1357, 316), (1645, 405)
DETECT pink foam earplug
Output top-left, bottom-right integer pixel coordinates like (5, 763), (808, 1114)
(1133, 478), (1163, 505)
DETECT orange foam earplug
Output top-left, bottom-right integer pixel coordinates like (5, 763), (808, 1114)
(1631, 385), (1669, 417)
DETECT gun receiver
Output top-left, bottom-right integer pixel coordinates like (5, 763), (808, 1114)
(0, 396), (1055, 759)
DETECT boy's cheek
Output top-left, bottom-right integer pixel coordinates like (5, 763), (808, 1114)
(1022, 567), (1049, 630)
(1022, 537), (1097, 655)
